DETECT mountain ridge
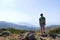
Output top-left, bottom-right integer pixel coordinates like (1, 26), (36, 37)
(0, 21), (38, 31)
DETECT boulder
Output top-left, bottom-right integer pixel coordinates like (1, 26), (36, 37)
(24, 32), (36, 40)
(0, 31), (10, 37)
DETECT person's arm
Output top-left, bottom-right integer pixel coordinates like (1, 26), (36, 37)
(44, 17), (46, 25)
(39, 18), (41, 26)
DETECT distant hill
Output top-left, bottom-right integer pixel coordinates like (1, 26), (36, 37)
(45, 25), (60, 33)
(46, 25), (60, 30)
(0, 21), (38, 31)
(49, 28), (60, 34)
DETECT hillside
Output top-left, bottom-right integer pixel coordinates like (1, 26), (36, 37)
(0, 28), (29, 34)
(49, 27), (60, 34)
(46, 25), (60, 34)
(0, 21), (38, 31)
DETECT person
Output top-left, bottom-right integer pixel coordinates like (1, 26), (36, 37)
(39, 13), (46, 34)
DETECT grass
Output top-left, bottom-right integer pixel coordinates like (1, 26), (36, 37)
(0, 28), (29, 34)
(49, 27), (60, 34)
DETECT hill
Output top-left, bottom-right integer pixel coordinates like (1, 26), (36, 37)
(0, 21), (38, 31)
(48, 27), (60, 34)
(0, 28), (29, 34)
(46, 25), (60, 34)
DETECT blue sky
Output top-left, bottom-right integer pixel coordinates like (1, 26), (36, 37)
(0, 0), (60, 27)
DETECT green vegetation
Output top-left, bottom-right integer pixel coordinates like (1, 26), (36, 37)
(49, 27), (60, 34)
(9, 28), (29, 34)
(0, 28), (29, 34)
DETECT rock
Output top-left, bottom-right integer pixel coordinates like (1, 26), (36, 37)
(0, 31), (10, 37)
(24, 32), (36, 40)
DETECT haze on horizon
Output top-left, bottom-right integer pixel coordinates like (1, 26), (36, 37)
(0, 0), (60, 27)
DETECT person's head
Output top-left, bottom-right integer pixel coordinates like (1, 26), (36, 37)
(40, 13), (43, 17)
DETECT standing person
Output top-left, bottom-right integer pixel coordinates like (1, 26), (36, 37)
(39, 13), (46, 34)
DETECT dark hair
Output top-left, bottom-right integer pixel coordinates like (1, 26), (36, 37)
(40, 13), (43, 16)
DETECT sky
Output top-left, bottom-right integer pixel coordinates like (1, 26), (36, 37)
(0, 0), (60, 27)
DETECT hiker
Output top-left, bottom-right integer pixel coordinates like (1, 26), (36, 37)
(39, 13), (46, 34)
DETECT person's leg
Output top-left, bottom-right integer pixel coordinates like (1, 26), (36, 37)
(42, 25), (45, 34)
(40, 26), (43, 34)
(40, 24), (45, 34)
